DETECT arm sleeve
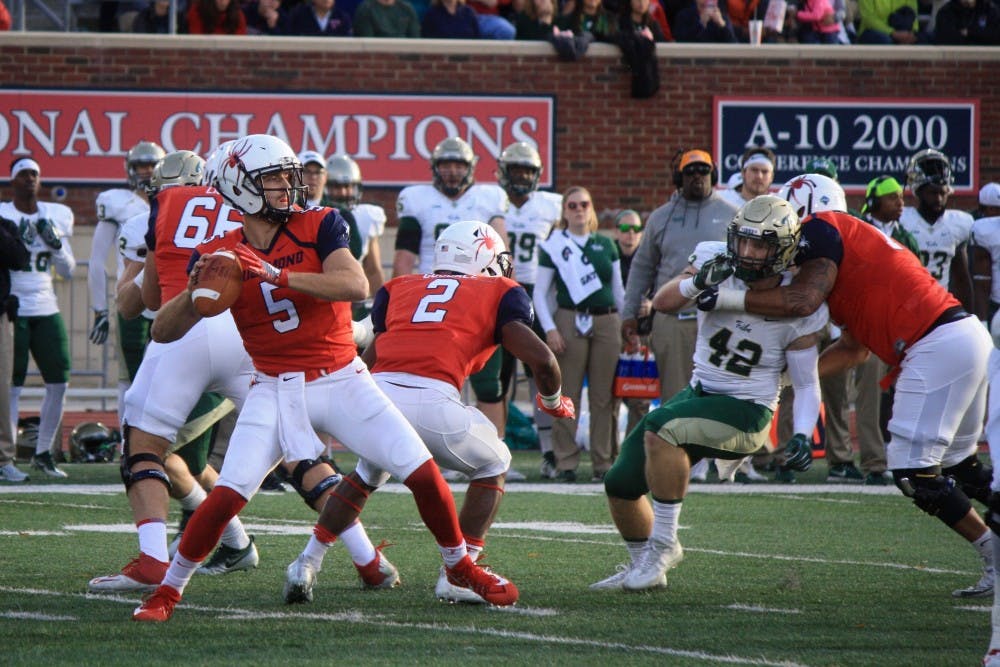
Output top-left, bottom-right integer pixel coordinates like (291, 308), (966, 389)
(88, 220), (118, 312)
(786, 345), (822, 437)
(394, 217), (422, 254)
(495, 285), (534, 343)
(370, 286), (390, 333)
(611, 260), (626, 314)
(316, 210), (352, 261)
(533, 264), (557, 333)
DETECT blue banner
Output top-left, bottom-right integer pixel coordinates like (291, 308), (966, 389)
(714, 98), (978, 194)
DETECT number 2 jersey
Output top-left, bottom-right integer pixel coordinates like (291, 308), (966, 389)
(369, 273), (533, 390)
(145, 185), (243, 303)
(689, 242), (828, 410)
(197, 207), (357, 376)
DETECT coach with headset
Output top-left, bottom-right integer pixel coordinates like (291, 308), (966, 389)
(621, 149), (739, 402)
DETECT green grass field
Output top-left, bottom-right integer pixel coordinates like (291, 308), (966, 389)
(0, 452), (992, 666)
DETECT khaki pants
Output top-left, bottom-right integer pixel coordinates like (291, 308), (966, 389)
(551, 308), (621, 475)
(853, 353), (889, 474)
(649, 312), (697, 402)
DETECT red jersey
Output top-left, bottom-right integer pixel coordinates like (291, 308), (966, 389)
(147, 185), (243, 303)
(197, 207), (356, 376)
(797, 211), (960, 365)
(370, 273), (534, 389)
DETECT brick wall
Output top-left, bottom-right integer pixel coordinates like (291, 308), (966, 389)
(1, 33), (998, 222)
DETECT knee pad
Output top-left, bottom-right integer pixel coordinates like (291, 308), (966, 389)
(288, 456), (342, 509)
(893, 468), (971, 526)
(942, 455), (992, 505)
(119, 424), (171, 491)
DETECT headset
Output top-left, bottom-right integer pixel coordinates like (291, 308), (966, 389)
(672, 149), (719, 188)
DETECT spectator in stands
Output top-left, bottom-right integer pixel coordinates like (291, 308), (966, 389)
(0, 206), (30, 483)
(353, 0), (422, 35)
(422, 0), (481, 36)
(243, 0), (289, 34)
(724, 0), (761, 41)
(796, 0), (845, 42)
(187, 0), (249, 34)
(134, 0), (189, 33)
(0, 0), (13, 31)
(933, 0), (1000, 44)
(468, 0), (518, 38)
(856, 0), (925, 43)
(286, 0), (353, 34)
(534, 186), (625, 483)
(619, 0), (669, 39)
(556, 0), (617, 40)
(672, 0), (737, 41)
(615, 0), (667, 97)
(514, 0), (559, 37)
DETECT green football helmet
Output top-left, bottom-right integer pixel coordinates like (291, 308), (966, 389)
(496, 142), (542, 197)
(126, 140), (166, 190)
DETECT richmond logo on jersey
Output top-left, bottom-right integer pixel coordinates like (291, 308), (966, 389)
(241, 249), (305, 280)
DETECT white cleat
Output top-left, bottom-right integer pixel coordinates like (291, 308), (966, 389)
(589, 563), (635, 590)
(952, 566), (994, 598)
(284, 555), (319, 604)
(435, 565), (486, 604)
(623, 541), (683, 591)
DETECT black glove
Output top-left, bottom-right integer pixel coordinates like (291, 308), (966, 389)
(35, 219), (62, 250)
(782, 433), (813, 472)
(89, 310), (110, 345)
(696, 286), (719, 312)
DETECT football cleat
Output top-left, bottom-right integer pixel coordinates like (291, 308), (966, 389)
(197, 536), (259, 575)
(445, 556), (518, 607)
(539, 452), (557, 480)
(31, 451), (68, 479)
(623, 541), (683, 591)
(132, 585), (181, 623)
(283, 555), (319, 604)
(435, 565), (486, 604)
(589, 563), (635, 591)
(87, 553), (168, 593)
(355, 541), (400, 589)
(952, 566), (994, 598)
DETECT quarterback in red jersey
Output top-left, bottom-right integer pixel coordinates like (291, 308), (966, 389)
(134, 135), (520, 623)
(699, 173), (994, 599)
(284, 220), (574, 604)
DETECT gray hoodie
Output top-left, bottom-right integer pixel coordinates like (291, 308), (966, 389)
(622, 190), (738, 319)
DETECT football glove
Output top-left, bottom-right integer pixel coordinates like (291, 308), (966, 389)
(693, 254), (733, 290)
(89, 310), (110, 345)
(35, 219), (62, 250)
(18, 219), (36, 245)
(233, 243), (288, 288)
(535, 392), (575, 419)
(696, 286), (719, 312)
(782, 433), (813, 472)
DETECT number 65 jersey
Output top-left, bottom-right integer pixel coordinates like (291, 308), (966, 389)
(370, 273), (533, 390)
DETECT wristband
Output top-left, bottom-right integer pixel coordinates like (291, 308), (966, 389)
(678, 277), (701, 299)
(715, 287), (747, 311)
(539, 389), (563, 409)
(133, 268), (144, 289)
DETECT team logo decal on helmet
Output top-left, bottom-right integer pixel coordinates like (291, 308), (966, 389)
(433, 220), (513, 277)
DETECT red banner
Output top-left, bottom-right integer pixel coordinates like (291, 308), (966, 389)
(0, 89), (554, 187)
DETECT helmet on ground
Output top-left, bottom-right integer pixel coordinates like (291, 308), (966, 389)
(777, 173), (847, 218)
(431, 137), (477, 197)
(15, 416), (39, 462)
(126, 141), (166, 190)
(215, 134), (304, 224)
(433, 220), (513, 278)
(727, 195), (801, 282)
(496, 142), (542, 197)
(69, 422), (120, 463)
(149, 150), (205, 196)
(325, 154), (363, 208)
(906, 149), (953, 193)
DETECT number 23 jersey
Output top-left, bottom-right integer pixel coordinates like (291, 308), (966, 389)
(370, 273), (533, 390)
(899, 207), (973, 288)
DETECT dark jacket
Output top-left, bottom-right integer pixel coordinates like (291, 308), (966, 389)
(934, 0), (1000, 44)
(0, 217), (29, 318)
(285, 3), (353, 35)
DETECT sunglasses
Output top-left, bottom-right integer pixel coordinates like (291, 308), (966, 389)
(618, 224), (642, 232)
(683, 164), (712, 176)
(567, 200), (591, 210)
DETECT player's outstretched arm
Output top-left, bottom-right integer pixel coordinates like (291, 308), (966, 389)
(742, 257), (837, 318)
(651, 265), (697, 314)
(501, 320), (561, 396)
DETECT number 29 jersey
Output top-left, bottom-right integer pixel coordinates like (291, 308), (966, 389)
(370, 273), (533, 390)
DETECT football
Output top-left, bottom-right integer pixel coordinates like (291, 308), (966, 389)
(190, 250), (243, 317)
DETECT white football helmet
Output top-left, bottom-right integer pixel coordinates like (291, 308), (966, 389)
(727, 195), (800, 282)
(125, 140), (166, 190)
(777, 173), (847, 218)
(433, 220), (512, 278)
(202, 140), (235, 188)
(149, 150), (205, 195)
(215, 134), (304, 223)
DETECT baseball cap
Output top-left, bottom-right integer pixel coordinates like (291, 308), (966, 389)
(805, 158), (837, 180)
(298, 151), (326, 168)
(10, 157), (41, 179)
(980, 182), (1000, 207)
(679, 150), (712, 171)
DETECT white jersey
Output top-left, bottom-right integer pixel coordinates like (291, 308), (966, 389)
(688, 241), (828, 410)
(718, 187), (749, 210)
(504, 190), (561, 286)
(971, 215), (1000, 305)
(353, 202), (386, 260)
(1, 201), (76, 317)
(95, 188), (149, 276)
(900, 207), (973, 288)
(119, 210), (157, 319)
(396, 183), (508, 273)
